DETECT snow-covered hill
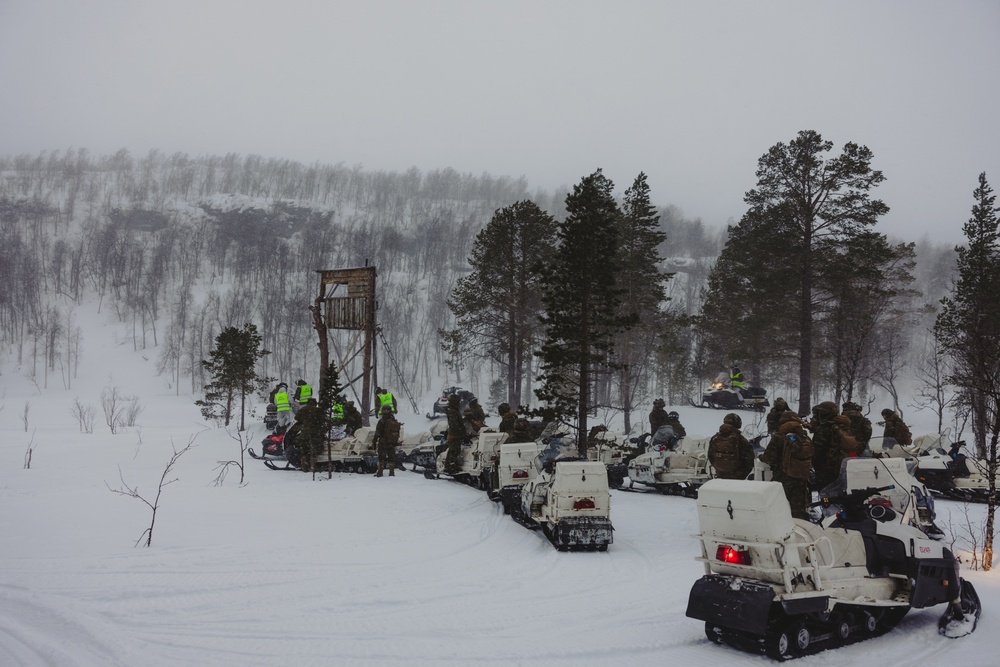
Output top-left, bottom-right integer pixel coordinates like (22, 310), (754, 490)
(0, 302), (996, 666)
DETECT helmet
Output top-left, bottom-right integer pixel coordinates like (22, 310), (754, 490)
(881, 408), (894, 418)
(774, 397), (788, 410)
(653, 398), (666, 408)
(498, 403), (510, 415)
(381, 405), (393, 415)
(297, 379), (305, 386)
(723, 413), (742, 428)
(469, 397), (479, 405)
(813, 401), (839, 419)
(448, 394), (460, 406)
(667, 411), (679, 421)
(277, 382), (287, 390)
(842, 401), (860, 412)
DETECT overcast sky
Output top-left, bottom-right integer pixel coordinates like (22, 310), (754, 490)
(1, 0), (996, 242)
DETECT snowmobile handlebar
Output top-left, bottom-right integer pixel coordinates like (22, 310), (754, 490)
(810, 484), (895, 508)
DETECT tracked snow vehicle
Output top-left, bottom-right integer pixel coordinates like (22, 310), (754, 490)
(626, 427), (712, 496)
(311, 426), (379, 473)
(513, 437), (614, 551)
(686, 457), (981, 660)
(427, 429), (509, 489)
(401, 421), (449, 472)
(249, 429), (297, 467)
(872, 433), (999, 502)
(426, 385), (474, 419)
(692, 381), (770, 411)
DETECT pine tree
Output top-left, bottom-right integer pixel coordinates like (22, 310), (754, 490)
(195, 323), (271, 429)
(822, 232), (918, 404)
(731, 131), (889, 413)
(318, 361), (345, 432)
(535, 170), (637, 455)
(445, 201), (557, 407)
(935, 172), (1000, 570)
(697, 208), (797, 387)
(612, 173), (669, 432)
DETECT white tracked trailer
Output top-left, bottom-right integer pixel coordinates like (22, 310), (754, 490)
(515, 438), (613, 551)
(686, 457), (980, 660)
(496, 441), (546, 514)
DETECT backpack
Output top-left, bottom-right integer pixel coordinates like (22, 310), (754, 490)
(831, 418), (858, 456)
(782, 432), (814, 480)
(895, 420), (912, 446)
(384, 418), (401, 445)
(709, 431), (741, 477)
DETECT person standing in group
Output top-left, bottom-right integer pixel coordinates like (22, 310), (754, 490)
(292, 397), (325, 471)
(810, 401), (857, 491)
(766, 397), (789, 434)
(292, 379), (312, 414)
(373, 405), (401, 477)
(880, 408), (912, 447)
(649, 398), (669, 436)
(272, 382), (293, 431)
(375, 387), (397, 414)
(762, 411), (813, 520)
(497, 403), (517, 433)
(708, 413), (754, 480)
(842, 401), (873, 457)
(443, 394), (465, 474)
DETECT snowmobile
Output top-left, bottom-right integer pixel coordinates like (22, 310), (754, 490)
(426, 385), (474, 419)
(686, 457), (981, 660)
(311, 425), (380, 473)
(586, 429), (636, 489)
(262, 402), (278, 430)
(249, 428), (297, 467)
(871, 432), (999, 503)
(401, 421), (449, 472)
(495, 440), (547, 514)
(626, 426), (712, 496)
(427, 429), (510, 490)
(261, 425), (376, 473)
(514, 436), (614, 551)
(692, 381), (770, 411)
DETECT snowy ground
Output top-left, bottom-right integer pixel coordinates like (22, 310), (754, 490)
(1, 304), (997, 666)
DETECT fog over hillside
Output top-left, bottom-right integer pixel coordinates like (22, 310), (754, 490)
(0, 149), (960, 418)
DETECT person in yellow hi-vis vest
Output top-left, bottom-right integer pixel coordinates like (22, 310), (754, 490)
(272, 382), (292, 431)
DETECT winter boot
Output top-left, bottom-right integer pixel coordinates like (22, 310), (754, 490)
(375, 462), (384, 478)
(389, 461), (395, 477)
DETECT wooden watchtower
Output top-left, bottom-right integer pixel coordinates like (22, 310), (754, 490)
(310, 266), (377, 424)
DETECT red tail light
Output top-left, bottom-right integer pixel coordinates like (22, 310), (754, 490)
(716, 545), (751, 565)
(512, 470), (528, 479)
(573, 498), (596, 510)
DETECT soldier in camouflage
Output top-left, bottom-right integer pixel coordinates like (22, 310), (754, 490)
(373, 405), (399, 477)
(444, 394), (466, 474)
(842, 401), (872, 457)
